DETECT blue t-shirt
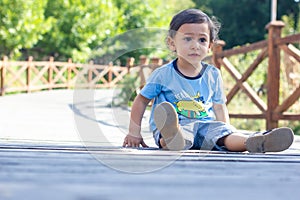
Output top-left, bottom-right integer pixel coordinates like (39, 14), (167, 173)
(140, 59), (226, 132)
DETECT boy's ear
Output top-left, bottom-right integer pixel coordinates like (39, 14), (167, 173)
(208, 42), (213, 53)
(167, 36), (176, 52)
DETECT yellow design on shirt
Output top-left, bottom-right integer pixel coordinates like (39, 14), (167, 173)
(175, 100), (205, 116)
(174, 92), (208, 118)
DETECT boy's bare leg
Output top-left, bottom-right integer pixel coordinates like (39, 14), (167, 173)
(220, 127), (294, 153)
(222, 133), (247, 152)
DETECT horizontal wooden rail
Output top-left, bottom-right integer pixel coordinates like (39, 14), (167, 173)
(275, 33), (300, 45)
(229, 114), (266, 119)
(215, 40), (268, 58)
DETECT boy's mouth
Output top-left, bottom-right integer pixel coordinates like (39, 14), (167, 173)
(188, 53), (201, 57)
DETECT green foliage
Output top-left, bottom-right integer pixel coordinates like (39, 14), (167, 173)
(112, 73), (140, 106)
(282, 14), (300, 37)
(193, 0), (300, 49)
(0, 0), (52, 58)
(92, 0), (195, 65)
(0, 0), (298, 63)
(34, 0), (118, 62)
(0, 0), (195, 62)
(91, 28), (169, 65)
(227, 50), (268, 92)
(114, 0), (194, 31)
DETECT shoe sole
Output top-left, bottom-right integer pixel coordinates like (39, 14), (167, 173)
(153, 102), (185, 151)
(246, 127), (294, 153)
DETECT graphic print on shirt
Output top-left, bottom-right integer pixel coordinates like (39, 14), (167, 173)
(174, 92), (208, 119)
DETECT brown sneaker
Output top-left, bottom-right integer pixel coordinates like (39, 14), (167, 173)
(153, 102), (185, 151)
(245, 127), (294, 153)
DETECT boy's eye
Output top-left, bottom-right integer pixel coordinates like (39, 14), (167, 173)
(199, 38), (207, 42)
(183, 37), (192, 41)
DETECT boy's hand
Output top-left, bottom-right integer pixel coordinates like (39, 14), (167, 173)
(123, 134), (149, 148)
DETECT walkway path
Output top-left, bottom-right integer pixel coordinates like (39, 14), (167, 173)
(1, 89), (300, 200)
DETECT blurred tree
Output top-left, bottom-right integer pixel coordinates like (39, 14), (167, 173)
(92, 0), (195, 65)
(193, 0), (299, 49)
(0, 0), (52, 59)
(1, 0), (298, 62)
(32, 0), (118, 62)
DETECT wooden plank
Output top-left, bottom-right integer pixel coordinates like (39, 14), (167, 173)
(52, 65), (68, 83)
(229, 113), (265, 119)
(241, 48), (268, 80)
(6, 64), (27, 87)
(220, 58), (267, 111)
(275, 33), (300, 46)
(221, 58), (242, 80)
(109, 68), (128, 86)
(266, 23), (282, 129)
(0, 57), (6, 96)
(0, 59), (131, 95)
(280, 43), (300, 63)
(0, 88), (300, 200)
(273, 113), (300, 121)
(1, 143), (300, 163)
(241, 82), (267, 112)
(274, 85), (300, 113)
(30, 65), (49, 85)
(215, 40), (268, 58)
(90, 66), (110, 85)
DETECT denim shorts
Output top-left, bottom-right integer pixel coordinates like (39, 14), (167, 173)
(153, 119), (236, 151)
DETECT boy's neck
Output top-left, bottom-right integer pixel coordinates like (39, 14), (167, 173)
(176, 58), (203, 78)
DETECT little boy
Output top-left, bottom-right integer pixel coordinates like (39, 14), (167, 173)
(123, 8), (294, 152)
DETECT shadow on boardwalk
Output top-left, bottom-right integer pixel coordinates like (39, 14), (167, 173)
(0, 89), (300, 200)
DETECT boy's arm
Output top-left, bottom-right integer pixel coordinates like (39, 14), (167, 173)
(213, 103), (230, 124)
(123, 94), (151, 148)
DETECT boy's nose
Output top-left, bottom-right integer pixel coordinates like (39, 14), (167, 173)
(190, 40), (200, 49)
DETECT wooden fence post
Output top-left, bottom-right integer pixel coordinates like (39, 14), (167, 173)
(150, 57), (163, 71)
(88, 60), (94, 88)
(212, 40), (225, 69)
(126, 57), (135, 73)
(139, 55), (148, 66)
(67, 58), (72, 89)
(27, 56), (33, 93)
(108, 62), (113, 87)
(139, 55), (149, 89)
(0, 56), (7, 96)
(48, 57), (54, 90)
(265, 21), (285, 129)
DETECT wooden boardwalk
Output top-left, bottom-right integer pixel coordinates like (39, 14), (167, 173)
(1, 89), (300, 200)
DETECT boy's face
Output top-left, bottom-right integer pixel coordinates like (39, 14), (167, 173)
(169, 23), (212, 68)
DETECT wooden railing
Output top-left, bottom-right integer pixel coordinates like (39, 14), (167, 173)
(0, 57), (130, 95)
(0, 55), (164, 95)
(0, 21), (299, 129)
(212, 21), (300, 129)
